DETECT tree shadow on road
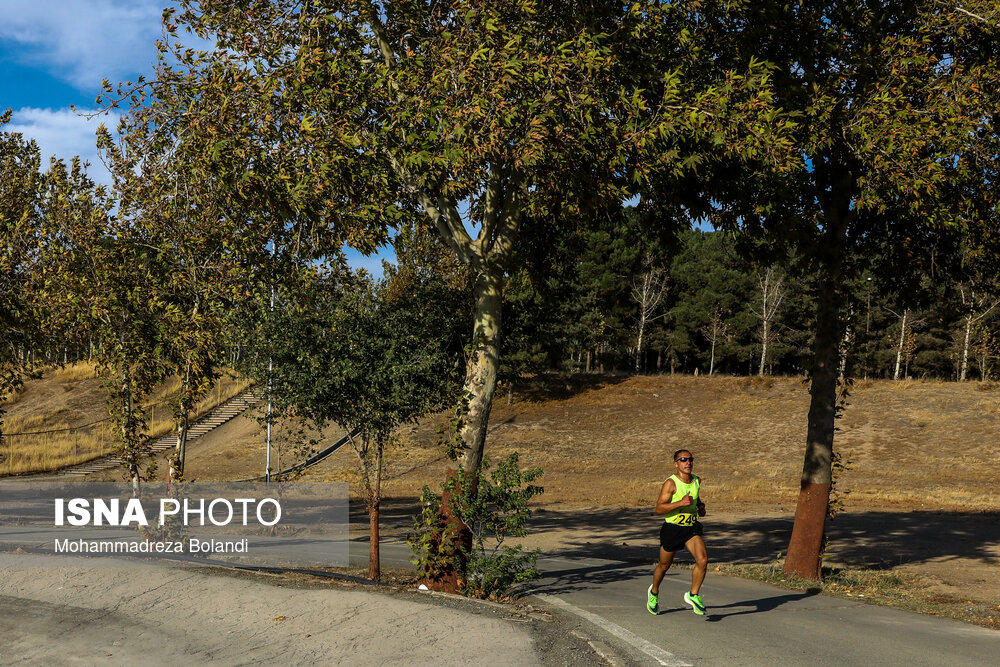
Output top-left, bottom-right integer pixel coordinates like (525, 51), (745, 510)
(522, 507), (1000, 570)
(528, 559), (649, 595)
(357, 499), (1000, 573)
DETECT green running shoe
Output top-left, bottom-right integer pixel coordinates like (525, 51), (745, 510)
(684, 591), (706, 615)
(647, 585), (658, 614)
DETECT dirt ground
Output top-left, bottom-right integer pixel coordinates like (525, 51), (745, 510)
(7, 373), (1000, 616)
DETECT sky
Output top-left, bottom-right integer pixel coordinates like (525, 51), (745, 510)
(0, 0), (392, 274)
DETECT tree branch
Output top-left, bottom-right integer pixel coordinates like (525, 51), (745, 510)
(363, 2), (396, 69)
(384, 152), (475, 264)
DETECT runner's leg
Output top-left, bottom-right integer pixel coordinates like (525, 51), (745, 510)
(652, 547), (675, 595)
(685, 535), (708, 595)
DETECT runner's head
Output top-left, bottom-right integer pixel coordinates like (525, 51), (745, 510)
(673, 449), (694, 474)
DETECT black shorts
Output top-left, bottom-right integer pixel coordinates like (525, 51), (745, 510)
(659, 521), (704, 552)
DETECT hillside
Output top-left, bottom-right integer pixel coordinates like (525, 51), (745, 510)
(1, 364), (250, 474)
(306, 374), (1000, 513)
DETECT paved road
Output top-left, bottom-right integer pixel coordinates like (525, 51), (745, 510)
(354, 541), (1000, 666)
(528, 554), (1000, 666)
(2, 533), (997, 665)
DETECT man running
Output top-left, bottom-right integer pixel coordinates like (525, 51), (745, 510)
(647, 449), (708, 615)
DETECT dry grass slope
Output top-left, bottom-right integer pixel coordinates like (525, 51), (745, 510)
(1, 363), (252, 475)
(307, 374), (1000, 513)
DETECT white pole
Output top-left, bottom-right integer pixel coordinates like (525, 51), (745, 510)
(266, 285), (274, 484)
(266, 358), (273, 484)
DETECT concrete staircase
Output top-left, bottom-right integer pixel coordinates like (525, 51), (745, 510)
(54, 388), (263, 477)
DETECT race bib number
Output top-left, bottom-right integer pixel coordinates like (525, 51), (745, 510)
(669, 513), (696, 526)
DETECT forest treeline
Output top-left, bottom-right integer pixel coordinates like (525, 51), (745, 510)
(501, 217), (1000, 383)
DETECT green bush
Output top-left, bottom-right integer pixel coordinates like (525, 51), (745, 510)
(409, 453), (543, 600)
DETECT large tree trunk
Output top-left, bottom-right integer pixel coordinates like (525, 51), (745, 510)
(420, 262), (501, 593)
(459, 265), (502, 474)
(410, 170), (521, 592)
(784, 193), (849, 581)
(442, 264), (502, 590)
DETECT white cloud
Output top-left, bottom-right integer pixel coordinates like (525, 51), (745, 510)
(7, 106), (119, 185)
(0, 0), (165, 91)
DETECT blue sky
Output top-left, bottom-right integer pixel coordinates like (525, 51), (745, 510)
(0, 0), (163, 182)
(0, 0), (392, 274)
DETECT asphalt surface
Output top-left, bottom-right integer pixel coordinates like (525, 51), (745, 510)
(351, 540), (1000, 666)
(0, 531), (996, 665)
(529, 554), (1000, 666)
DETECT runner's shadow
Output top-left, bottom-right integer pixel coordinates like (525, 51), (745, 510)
(703, 590), (819, 622)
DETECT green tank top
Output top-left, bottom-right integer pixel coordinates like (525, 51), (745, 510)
(664, 474), (700, 526)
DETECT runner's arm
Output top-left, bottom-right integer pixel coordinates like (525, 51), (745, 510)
(655, 479), (690, 514)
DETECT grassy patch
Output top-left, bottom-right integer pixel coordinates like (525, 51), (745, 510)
(715, 562), (1000, 631)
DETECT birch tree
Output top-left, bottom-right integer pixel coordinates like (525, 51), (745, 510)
(957, 286), (999, 381)
(750, 268), (786, 377)
(631, 254), (668, 373)
(887, 308), (910, 381)
(701, 310), (728, 376)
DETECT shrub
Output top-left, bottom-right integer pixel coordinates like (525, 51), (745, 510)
(409, 453), (543, 600)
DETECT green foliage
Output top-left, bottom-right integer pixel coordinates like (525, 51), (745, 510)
(408, 483), (464, 587)
(38, 162), (168, 485)
(0, 114), (47, 437)
(409, 453), (544, 600)
(237, 263), (464, 441)
(102, 0), (796, 472)
(827, 449), (854, 520)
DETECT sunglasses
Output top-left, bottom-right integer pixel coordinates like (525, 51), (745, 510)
(675, 456), (694, 463)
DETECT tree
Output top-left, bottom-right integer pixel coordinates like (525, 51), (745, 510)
(631, 254), (669, 372)
(40, 162), (169, 494)
(237, 257), (464, 581)
(103, 1), (792, 480)
(0, 113), (47, 445)
(682, 1), (1000, 578)
(956, 285), (1000, 381)
(887, 308), (911, 381)
(109, 180), (233, 481)
(750, 267), (786, 376)
(666, 229), (758, 375)
(970, 320), (999, 380)
(701, 310), (728, 376)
